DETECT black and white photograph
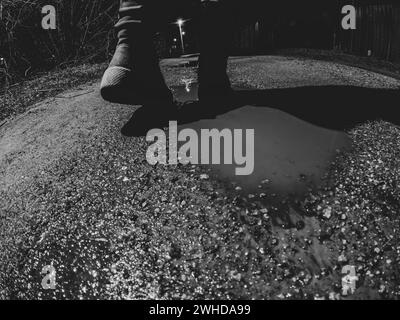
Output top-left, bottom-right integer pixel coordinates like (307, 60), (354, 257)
(0, 0), (399, 305)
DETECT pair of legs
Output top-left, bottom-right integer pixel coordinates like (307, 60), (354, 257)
(100, 0), (243, 106)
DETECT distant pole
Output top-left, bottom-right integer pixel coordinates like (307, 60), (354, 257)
(177, 19), (185, 55)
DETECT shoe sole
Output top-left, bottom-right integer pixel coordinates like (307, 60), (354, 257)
(100, 66), (173, 106)
(100, 66), (144, 105)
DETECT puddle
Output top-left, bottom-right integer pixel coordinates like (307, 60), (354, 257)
(171, 82), (351, 197)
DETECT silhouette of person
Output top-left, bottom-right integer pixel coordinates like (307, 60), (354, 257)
(100, 0), (261, 106)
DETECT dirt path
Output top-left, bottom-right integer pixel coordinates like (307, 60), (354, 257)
(0, 56), (399, 299)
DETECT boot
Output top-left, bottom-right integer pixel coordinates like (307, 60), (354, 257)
(198, 0), (233, 104)
(100, 0), (173, 105)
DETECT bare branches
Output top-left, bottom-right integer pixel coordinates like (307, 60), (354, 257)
(0, 0), (119, 83)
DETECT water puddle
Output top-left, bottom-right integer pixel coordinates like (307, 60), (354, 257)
(171, 81), (351, 197)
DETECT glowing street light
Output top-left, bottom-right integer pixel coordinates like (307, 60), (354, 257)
(177, 19), (184, 27)
(177, 19), (185, 55)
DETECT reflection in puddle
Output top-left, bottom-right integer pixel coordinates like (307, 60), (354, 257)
(181, 78), (196, 93)
(171, 82), (351, 198)
(173, 79), (198, 100)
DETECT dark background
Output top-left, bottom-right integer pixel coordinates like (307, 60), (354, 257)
(1, 0), (400, 81)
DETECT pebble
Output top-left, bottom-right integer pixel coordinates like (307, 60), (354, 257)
(323, 208), (332, 219)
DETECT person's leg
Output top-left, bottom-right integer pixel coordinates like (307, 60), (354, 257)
(101, 0), (174, 105)
(197, 0), (263, 103)
(197, 0), (232, 103)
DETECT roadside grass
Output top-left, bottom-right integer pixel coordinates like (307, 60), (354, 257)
(0, 63), (107, 123)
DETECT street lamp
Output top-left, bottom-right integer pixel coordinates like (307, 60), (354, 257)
(177, 19), (185, 55)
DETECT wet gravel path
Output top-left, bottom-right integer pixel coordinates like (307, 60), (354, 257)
(0, 56), (399, 299)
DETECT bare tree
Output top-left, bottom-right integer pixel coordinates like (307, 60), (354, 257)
(0, 0), (118, 82)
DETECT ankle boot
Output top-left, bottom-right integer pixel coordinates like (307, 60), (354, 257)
(198, 0), (233, 103)
(101, 0), (173, 105)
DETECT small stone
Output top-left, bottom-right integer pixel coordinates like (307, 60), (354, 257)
(323, 207), (332, 219)
(230, 271), (242, 281)
(200, 174), (209, 180)
(329, 292), (339, 300)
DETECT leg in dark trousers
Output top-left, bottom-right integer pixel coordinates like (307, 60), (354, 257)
(197, 0), (233, 103)
(197, 0), (265, 102)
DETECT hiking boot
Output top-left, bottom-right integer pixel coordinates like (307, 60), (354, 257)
(100, 0), (172, 105)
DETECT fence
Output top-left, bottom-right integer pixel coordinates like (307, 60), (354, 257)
(232, 2), (337, 54)
(231, 0), (400, 62)
(335, 0), (400, 62)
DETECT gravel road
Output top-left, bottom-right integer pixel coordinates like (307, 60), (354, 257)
(0, 56), (399, 299)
